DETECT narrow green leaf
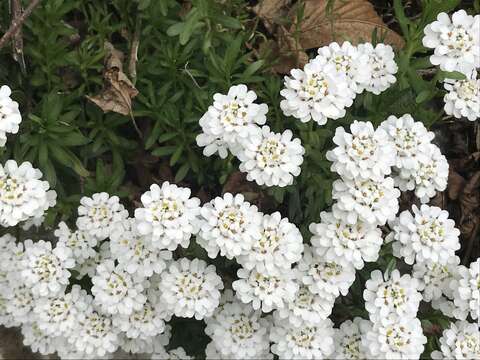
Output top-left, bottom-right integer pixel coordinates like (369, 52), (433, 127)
(175, 163), (190, 182)
(170, 145), (184, 166)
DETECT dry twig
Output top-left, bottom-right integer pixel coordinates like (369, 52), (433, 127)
(0, 0), (42, 50)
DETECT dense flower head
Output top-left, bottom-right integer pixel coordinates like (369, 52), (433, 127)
(91, 259), (147, 315)
(0, 85), (22, 147)
(76, 192), (129, 240)
(20, 239), (74, 297)
(326, 120), (396, 181)
(357, 43), (398, 94)
(205, 299), (271, 359)
(196, 84), (268, 158)
(431, 320), (480, 359)
(310, 211), (383, 270)
(394, 143), (449, 203)
(4, 282), (34, 325)
(0, 160), (56, 227)
(363, 317), (427, 359)
(332, 317), (371, 360)
(197, 192), (262, 259)
(379, 114), (435, 170)
(443, 73), (480, 121)
(110, 218), (172, 277)
(135, 182), (201, 250)
(73, 241), (111, 280)
(332, 176), (400, 226)
(120, 325), (171, 355)
(238, 126), (305, 187)
(422, 10), (480, 75)
(21, 321), (58, 355)
(363, 269), (423, 324)
(233, 267), (299, 313)
(54, 221), (97, 265)
(237, 211), (304, 275)
(450, 258), (480, 320)
(280, 56), (355, 125)
(270, 314), (335, 359)
(391, 205), (461, 265)
(151, 347), (193, 360)
(158, 257), (223, 320)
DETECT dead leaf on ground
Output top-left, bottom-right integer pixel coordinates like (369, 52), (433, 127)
(253, 0), (291, 32)
(458, 171), (480, 239)
(86, 41), (139, 116)
(447, 168), (466, 201)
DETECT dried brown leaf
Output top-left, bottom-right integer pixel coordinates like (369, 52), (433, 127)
(86, 42), (139, 116)
(253, 0), (292, 32)
(458, 171), (480, 239)
(448, 168), (466, 201)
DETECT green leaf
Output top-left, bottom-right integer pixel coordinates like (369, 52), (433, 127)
(157, 132), (178, 143)
(175, 163), (190, 182)
(167, 22), (184, 37)
(415, 90), (432, 103)
(170, 145), (184, 166)
(151, 146), (176, 157)
(243, 60), (264, 78)
(49, 145), (90, 177)
(438, 70), (467, 81)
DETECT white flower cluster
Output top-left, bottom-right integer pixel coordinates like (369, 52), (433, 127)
(280, 41), (397, 126)
(0, 85), (22, 147)
(196, 84), (305, 187)
(431, 320), (480, 359)
(443, 71), (479, 122)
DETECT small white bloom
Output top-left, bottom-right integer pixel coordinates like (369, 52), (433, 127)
(91, 259), (147, 315)
(297, 245), (356, 297)
(270, 314), (335, 359)
(0, 85), (22, 147)
(357, 43), (398, 94)
(20, 239), (74, 297)
(196, 130), (231, 159)
(431, 320), (480, 359)
(379, 114), (434, 171)
(197, 192), (262, 259)
(310, 211), (383, 270)
(233, 267), (299, 313)
(363, 317), (427, 359)
(332, 317), (371, 360)
(332, 176), (400, 226)
(394, 143), (449, 203)
(135, 182), (201, 251)
(76, 192), (129, 240)
(363, 269), (422, 324)
(237, 126), (305, 187)
(158, 257), (223, 320)
(21, 214), (45, 231)
(237, 211), (304, 275)
(54, 221), (97, 265)
(120, 327), (171, 355)
(21, 321), (58, 355)
(151, 347), (193, 360)
(326, 120), (396, 180)
(280, 57), (355, 125)
(422, 10), (480, 75)
(450, 258), (480, 321)
(73, 241), (111, 280)
(443, 73), (479, 121)
(4, 282), (34, 325)
(0, 160), (56, 227)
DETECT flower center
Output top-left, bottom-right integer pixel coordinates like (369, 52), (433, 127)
(106, 273), (128, 297)
(221, 101), (249, 127)
(456, 80), (477, 100)
(417, 218), (445, 245)
(34, 254), (61, 281)
(385, 326), (409, 351)
(257, 138), (286, 168)
(290, 327), (315, 348)
(176, 272), (204, 299)
(218, 207), (245, 237)
(344, 335), (361, 359)
(230, 315), (254, 340)
(151, 198), (183, 222)
(445, 27), (474, 55)
(350, 135), (377, 160)
(0, 177), (27, 204)
(254, 227), (281, 254)
(381, 282), (407, 308)
(295, 286), (315, 309)
(302, 73), (328, 99)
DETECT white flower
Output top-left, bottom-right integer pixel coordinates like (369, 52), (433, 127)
(196, 84), (268, 157)
(197, 192), (262, 259)
(34, 285), (89, 336)
(135, 182), (201, 251)
(21, 214), (45, 231)
(316, 41), (371, 93)
(357, 43), (398, 95)
(444, 73), (479, 121)
(270, 314), (335, 359)
(73, 241), (111, 280)
(158, 257), (223, 320)
(326, 120), (396, 180)
(0, 85), (22, 147)
(450, 258), (480, 321)
(363, 269), (422, 324)
(237, 126), (305, 187)
(431, 320), (480, 359)
(54, 221), (97, 265)
(379, 114), (434, 171)
(233, 267), (299, 313)
(205, 300), (271, 359)
(20, 239), (74, 297)
(422, 10), (480, 75)
(0, 160), (56, 227)
(0, 285), (17, 327)
(110, 218), (172, 277)
(412, 256), (460, 302)
(91, 259), (147, 315)
(21, 321), (58, 355)
(76, 192), (129, 240)
(275, 283), (334, 326)
(237, 211), (304, 275)
(297, 245), (356, 297)
(363, 317), (427, 359)
(332, 317), (371, 360)
(394, 143), (449, 203)
(4, 282), (34, 325)
(120, 326), (171, 355)
(280, 57), (355, 125)
(391, 205), (461, 265)
(332, 176), (400, 226)
(151, 347), (193, 360)
(310, 211), (383, 270)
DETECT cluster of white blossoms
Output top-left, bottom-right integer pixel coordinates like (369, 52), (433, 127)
(423, 10), (480, 122)
(280, 41), (397, 125)
(196, 84), (305, 187)
(431, 320), (480, 359)
(0, 85), (22, 147)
